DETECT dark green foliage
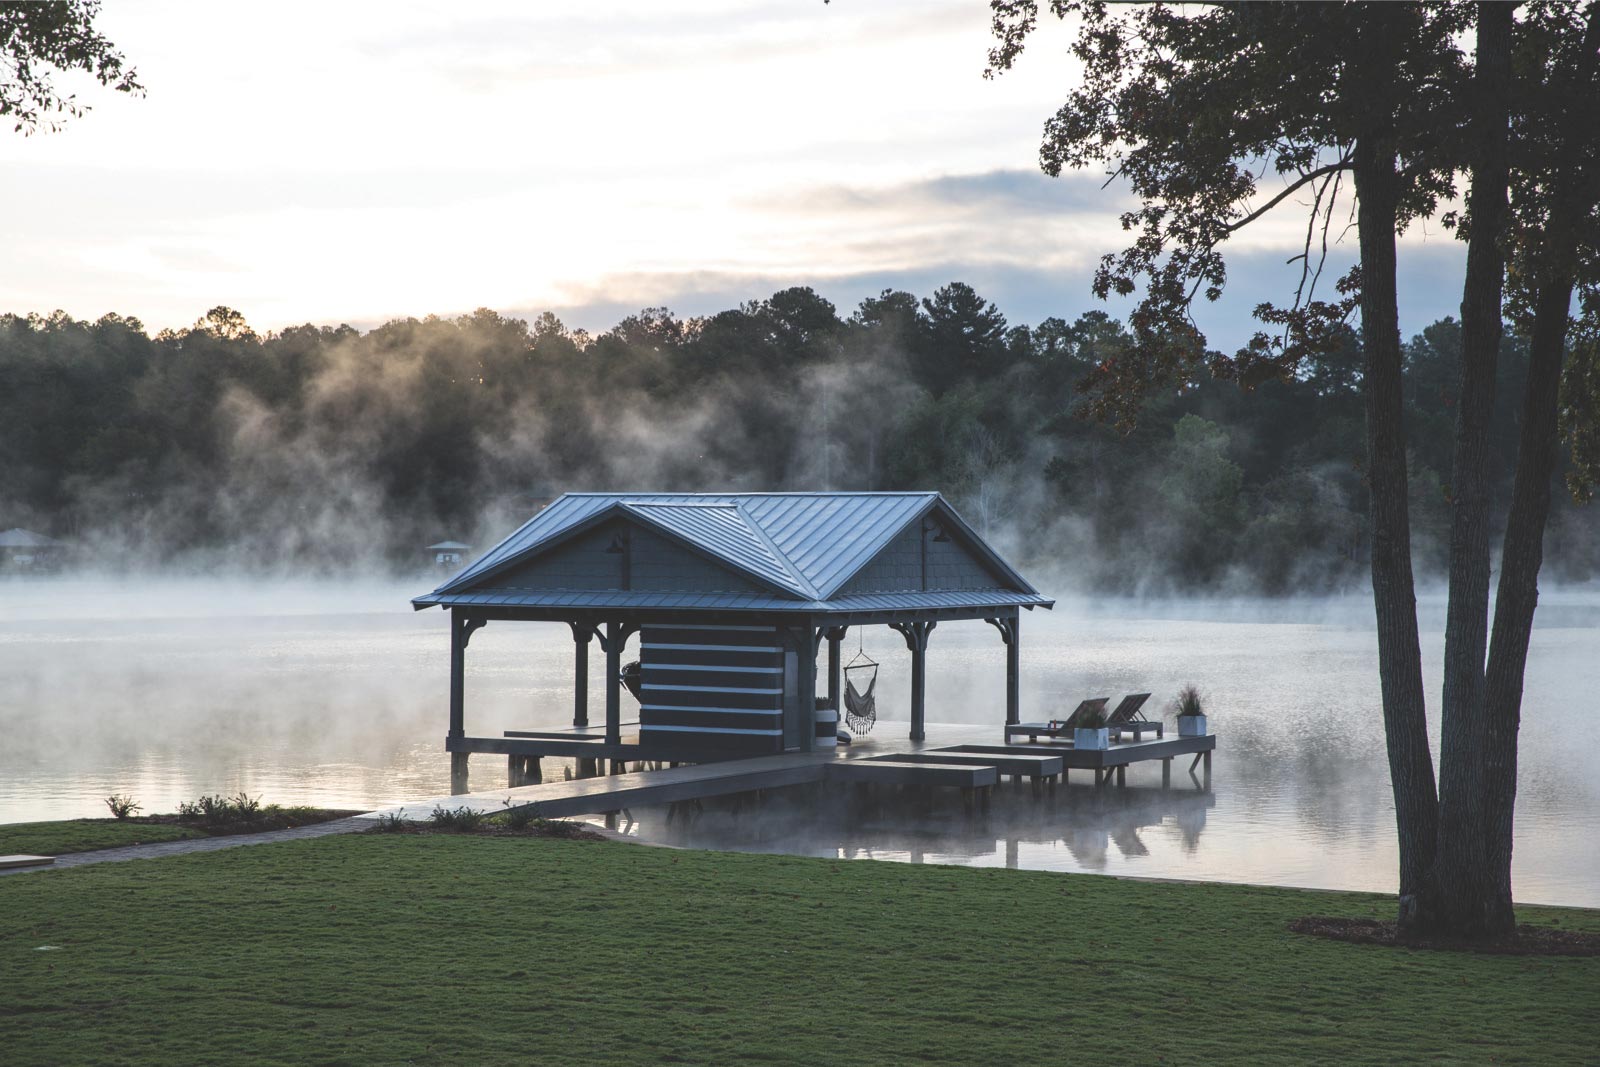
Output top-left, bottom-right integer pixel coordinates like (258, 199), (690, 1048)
(169, 794), (334, 834)
(0, 836), (1596, 1065)
(1173, 684), (1205, 718)
(497, 804), (539, 831)
(176, 793), (261, 827)
(102, 794), (139, 820)
(427, 805), (486, 832)
(1560, 295), (1600, 503)
(0, 297), (1593, 588)
(0, 1), (141, 135)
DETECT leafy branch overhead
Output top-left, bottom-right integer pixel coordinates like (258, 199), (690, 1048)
(987, 1), (1471, 426)
(0, 0), (141, 135)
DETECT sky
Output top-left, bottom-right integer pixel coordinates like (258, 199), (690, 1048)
(0, 0), (1468, 351)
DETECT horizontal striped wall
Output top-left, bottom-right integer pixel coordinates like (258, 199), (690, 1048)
(638, 625), (785, 753)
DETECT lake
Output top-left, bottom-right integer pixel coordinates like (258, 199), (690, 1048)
(2, 577), (1596, 906)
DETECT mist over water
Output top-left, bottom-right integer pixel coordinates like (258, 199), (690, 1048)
(2, 577), (1596, 906)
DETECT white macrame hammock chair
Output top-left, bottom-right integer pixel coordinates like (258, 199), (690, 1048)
(842, 639), (879, 735)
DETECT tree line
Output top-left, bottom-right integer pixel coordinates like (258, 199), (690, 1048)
(1, 289), (1593, 586)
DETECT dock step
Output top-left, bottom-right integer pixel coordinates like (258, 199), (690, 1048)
(898, 751), (1064, 778)
(827, 760), (997, 788)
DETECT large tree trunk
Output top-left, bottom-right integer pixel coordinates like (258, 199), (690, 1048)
(1424, 0), (1514, 939)
(1350, 12), (1438, 916)
(1472, 279), (1571, 934)
(1475, 3), (1600, 941)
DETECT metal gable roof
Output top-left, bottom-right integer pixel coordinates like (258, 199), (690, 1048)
(622, 501), (816, 598)
(0, 528), (63, 548)
(419, 491), (1045, 610)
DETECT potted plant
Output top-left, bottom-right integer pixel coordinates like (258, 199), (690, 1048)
(1073, 703), (1109, 751)
(1173, 685), (1207, 737)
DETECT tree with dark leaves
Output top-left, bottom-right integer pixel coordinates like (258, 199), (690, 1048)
(1, 1), (140, 135)
(988, 0), (1600, 942)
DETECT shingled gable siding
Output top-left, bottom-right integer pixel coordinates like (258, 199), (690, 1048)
(835, 522), (1007, 596)
(638, 625), (784, 752)
(471, 520), (768, 594)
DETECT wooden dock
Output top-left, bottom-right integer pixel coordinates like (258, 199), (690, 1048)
(364, 721), (1214, 824)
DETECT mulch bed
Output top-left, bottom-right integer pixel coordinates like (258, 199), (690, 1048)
(1290, 916), (1600, 956)
(369, 820), (608, 842)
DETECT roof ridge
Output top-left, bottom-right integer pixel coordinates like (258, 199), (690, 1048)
(616, 500), (807, 599)
(558, 491), (938, 498)
(735, 501), (822, 600)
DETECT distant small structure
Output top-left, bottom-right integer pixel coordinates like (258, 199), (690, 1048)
(427, 540), (472, 570)
(0, 528), (68, 572)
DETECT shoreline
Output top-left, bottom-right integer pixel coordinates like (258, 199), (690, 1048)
(6, 811), (1596, 915)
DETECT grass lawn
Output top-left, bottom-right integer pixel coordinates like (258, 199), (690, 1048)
(2, 834), (1596, 1066)
(0, 819), (206, 856)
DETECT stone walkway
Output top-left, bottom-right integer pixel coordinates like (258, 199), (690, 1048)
(0, 817), (370, 878)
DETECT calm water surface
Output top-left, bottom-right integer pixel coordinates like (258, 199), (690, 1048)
(2, 577), (1596, 906)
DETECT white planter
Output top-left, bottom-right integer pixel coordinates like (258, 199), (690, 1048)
(1178, 715), (1207, 737)
(1074, 727), (1109, 750)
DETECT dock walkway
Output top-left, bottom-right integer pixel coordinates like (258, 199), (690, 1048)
(364, 721), (1215, 824)
(358, 753), (834, 824)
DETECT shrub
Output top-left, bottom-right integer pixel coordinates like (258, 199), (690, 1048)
(429, 805), (485, 832)
(1077, 703), (1107, 729)
(177, 793), (267, 828)
(371, 810), (410, 833)
(1173, 685), (1205, 718)
(500, 803), (540, 831)
(104, 794), (141, 820)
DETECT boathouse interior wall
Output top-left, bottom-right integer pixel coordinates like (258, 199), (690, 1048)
(412, 492), (1054, 793)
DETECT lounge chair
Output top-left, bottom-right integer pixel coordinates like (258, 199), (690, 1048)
(1105, 692), (1162, 741)
(1004, 697), (1110, 744)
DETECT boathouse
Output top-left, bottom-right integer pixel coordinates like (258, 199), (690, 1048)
(0, 528), (67, 572)
(426, 540), (472, 569)
(411, 492), (1053, 792)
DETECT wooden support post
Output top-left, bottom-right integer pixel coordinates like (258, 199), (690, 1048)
(448, 609), (485, 796)
(796, 623), (818, 753)
(825, 627), (845, 713)
(891, 620), (935, 742)
(570, 622), (593, 729)
(1162, 758), (1172, 789)
(986, 614), (1020, 727)
(1116, 765), (1127, 787)
(1006, 614), (1020, 727)
(1203, 750), (1212, 790)
(598, 622), (634, 747)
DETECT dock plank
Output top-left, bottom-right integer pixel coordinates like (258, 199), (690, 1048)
(360, 753), (832, 822)
(872, 751), (1063, 778)
(943, 735), (1215, 769)
(827, 761), (997, 788)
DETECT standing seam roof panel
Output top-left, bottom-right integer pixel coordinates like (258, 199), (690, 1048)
(425, 492), (1028, 603)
